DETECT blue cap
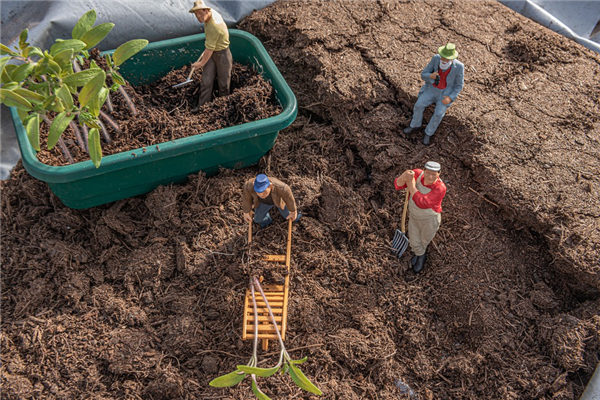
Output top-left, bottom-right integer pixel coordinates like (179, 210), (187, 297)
(424, 161), (441, 172)
(253, 174), (270, 193)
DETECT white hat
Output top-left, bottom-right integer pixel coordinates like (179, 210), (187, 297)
(189, 0), (210, 13)
(424, 161), (441, 172)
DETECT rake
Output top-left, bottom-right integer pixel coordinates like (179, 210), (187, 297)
(391, 190), (410, 258)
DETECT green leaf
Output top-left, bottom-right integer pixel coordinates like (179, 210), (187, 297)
(14, 88), (45, 103)
(0, 43), (18, 56)
(111, 71), (126, 86)
(63, 69), (102, 87)
(19, 29), (29, 50)
(0, 88), (32, 110)
(56, 85), (74, 110)
(79, 70), (105, 107)
(50, 39), (87, 57)
(288, 364), (322, 395)
(52, 49), (74, 70)
(209, 370), (246, 388)
(237, 365), (280, 378)
(11, 63), (34, 82)
(0, 57), (9, 73)
(290, 356), (308, 365)
(88, 127), (102, 168)
(113, 39), (148, 66)
(46, 59), (62, 75)
(47, 112), (74, 149)
(25, 113), (40, 151)
(251, 379), (272, 400)
(81, 23), (114, 50)
(72, 10), (96, 40)
(41, 95), (64, 112)
(23, 46), (40, 58)
(88, 87), (108, 117)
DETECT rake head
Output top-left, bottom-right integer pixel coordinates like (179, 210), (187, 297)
(171, 79), (193, 88)
(391, 229), (409, 258)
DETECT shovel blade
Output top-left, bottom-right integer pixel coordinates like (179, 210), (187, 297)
(391, 229), (409, 258)
(171, 79), (193, 88)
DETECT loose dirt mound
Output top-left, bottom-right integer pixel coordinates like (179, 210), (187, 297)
(2, 1), (599, 399)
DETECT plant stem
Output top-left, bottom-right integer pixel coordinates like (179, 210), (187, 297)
(97, 120), (113, 144)
(106, 92), (114, 113)
(69, 121), (86, 152)
(81, 124), (90, 150)
(118, 85), (137, 116)
(250, 277), (259, 361)
(99, 110), (121, 134)
(253, 277), (287, 352)
(43, 116), (74, 164)
(72, 60), (81, 73)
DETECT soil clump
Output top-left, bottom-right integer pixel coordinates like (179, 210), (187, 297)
(2, 1), (599, 400)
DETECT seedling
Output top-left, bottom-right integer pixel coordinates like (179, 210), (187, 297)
(0, 10), (148, 167)
(209, 276), (322, 399)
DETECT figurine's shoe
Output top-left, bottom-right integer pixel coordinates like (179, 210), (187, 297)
(403, 126), (415, 135)
(413, 253), (427, 273)
(423, 135), (432, 146)
(411, 255), (418, 267)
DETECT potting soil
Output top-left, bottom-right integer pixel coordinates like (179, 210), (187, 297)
(2, 1), (599, 399)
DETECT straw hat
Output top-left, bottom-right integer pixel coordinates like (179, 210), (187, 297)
(438, 43), (458, 60)
(189, 0), (210, 13)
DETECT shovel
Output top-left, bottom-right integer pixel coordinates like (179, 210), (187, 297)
(171, 55), (202, 88)
(391, 190), (409, 258)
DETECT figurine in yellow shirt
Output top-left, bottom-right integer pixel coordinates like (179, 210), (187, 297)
(188, 0), (232, 110)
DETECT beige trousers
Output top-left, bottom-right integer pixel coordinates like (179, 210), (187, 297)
(198, 47), (233, 106)
(408, 213), (441, 256)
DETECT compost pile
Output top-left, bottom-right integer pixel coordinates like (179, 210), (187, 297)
(2, 1), (600, 399)
(35, 62), (282, 165)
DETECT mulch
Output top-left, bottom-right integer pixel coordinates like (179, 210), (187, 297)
(2, 1), (599, 399)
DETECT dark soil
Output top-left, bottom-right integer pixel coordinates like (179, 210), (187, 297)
(35, 62), (281, 165)
(2, 1), (600, 400)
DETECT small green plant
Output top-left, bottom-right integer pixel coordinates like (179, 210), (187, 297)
(209, 276), (322, 399)
(0, 10), (148, 167)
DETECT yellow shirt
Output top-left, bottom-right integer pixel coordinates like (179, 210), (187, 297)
(204, 10), (229, 51)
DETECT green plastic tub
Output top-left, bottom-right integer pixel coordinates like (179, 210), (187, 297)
(10, 29), (297, 209)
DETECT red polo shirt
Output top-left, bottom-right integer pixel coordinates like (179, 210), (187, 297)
(394, 169), (446, 213)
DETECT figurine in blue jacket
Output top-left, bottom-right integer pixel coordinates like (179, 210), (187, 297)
(403, 43), (464, 145)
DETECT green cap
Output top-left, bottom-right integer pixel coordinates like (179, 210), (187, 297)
(438, 43), (458, 60)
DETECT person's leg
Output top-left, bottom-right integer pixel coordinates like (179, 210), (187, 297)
(253, 203), (274, 227)
(214, 48), (232, 97)
(424, 100), (449, 136)
(419, 213), (441, 251)
(408, 216), (426, 256)
(197, 57), (216, 107)
(275, 206), (302, 222)
(410, 89), (436, 129)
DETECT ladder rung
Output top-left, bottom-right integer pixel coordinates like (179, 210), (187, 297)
(254, 301), (284, 307)
(247, 315), (283, 322)
(262, 285), (284, 291)
(263, 254), (286, 262)
(246, 334), (278, 339)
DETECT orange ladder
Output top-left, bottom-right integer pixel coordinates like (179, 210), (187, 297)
(242, 219), (292, 351)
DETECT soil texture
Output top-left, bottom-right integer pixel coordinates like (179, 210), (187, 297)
(2, 1), (600, 400)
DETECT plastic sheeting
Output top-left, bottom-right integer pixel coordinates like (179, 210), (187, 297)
(1, 0), (600, 179)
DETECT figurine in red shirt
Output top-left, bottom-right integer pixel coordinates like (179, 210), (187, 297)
(394, 161), (447, 273)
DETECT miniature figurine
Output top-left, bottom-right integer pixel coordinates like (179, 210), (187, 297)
(242, 174), (302, 228)
(403, 43), (464, 145)
(393, 162), (447, 273)
(189, 0), (232, 111)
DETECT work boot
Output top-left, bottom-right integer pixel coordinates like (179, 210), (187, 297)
(403, 126), (415, 135)
(410, 255), (418, 267)
(423, 135), (432, 146)
(412, 253), (427, 273)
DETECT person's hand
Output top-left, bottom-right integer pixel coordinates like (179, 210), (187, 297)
(429, 72), (439, 80)
(192, 61), (203, 70)
(243, 212), (252, 223)
(406, 170), (415, 178)
(287, 210), (298, 221)
(442, 96), (452, 105)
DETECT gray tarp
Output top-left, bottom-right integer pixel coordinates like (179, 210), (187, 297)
(1, 0), (599, 181)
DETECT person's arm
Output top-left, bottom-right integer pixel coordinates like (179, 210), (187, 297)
(448, 62), (464, 101)
(280, 184), (297, 220)
(192, 49), (214, 70)
(421, 55), (438, 83)
(394, 169), (416, 190)
(412, 184), (446, 210)
(242, 182), (254, 221)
